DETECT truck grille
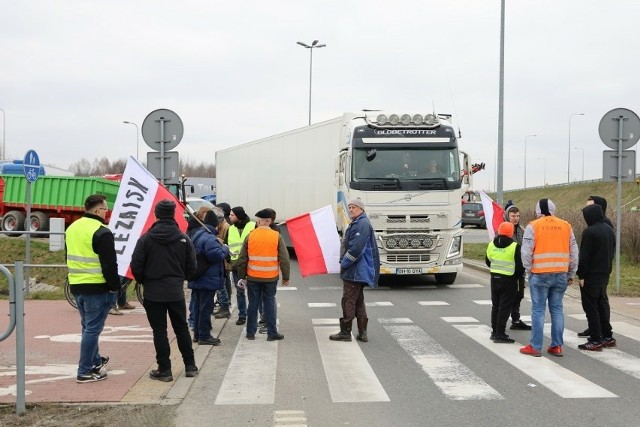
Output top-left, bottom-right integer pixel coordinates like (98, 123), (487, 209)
(381, 234), (439, 250)
(385, 254), (436, 263)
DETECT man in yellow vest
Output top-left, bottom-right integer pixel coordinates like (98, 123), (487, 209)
(225, 206), (256, 325)
(66, 194), (121, 383)
(519, 198), (578, 358)
(236, 209), (290, 341)
(486, 221), (524, 343)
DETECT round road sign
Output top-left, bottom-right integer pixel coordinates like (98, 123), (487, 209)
(141, 108), (184, 151)
(598, 108), (640, 150)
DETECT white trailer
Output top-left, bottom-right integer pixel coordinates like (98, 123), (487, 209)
(216, 112), (472, 284)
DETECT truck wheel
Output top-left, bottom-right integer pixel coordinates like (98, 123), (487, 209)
(2, 210), (26, 237)
(435, 273), (457, 285)
(30, 211), (50, 233)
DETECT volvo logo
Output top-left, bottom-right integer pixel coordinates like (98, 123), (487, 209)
(404, 194), (413, 201)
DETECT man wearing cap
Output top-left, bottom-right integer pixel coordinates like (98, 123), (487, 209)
(519, 198), (578, 358)
(66, 194), (120, 383)
(503, 201), (530, 331)
(236, 209), (290, 341)
(130, 199), (199, 382)
(225, 206), (256, 326)
(486, 221), (524, 343)
(330, 198), (380, 342)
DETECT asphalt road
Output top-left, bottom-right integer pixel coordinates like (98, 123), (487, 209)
(174, 262), (640, 427)
(462, 226), (490, 244)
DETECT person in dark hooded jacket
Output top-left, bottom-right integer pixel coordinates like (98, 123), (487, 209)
(189, 210), (230, 345)
(130, 199), (198, 382)
(503, 201), (530, 331)
(485, 221), (524, 343)
(576, 203), (616, 351)
(577, 195), (614, 338)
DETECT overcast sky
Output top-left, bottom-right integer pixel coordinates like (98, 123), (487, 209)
(2, 0), (639, 191)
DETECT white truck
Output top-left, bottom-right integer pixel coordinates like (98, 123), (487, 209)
(215, 111), (473, 284)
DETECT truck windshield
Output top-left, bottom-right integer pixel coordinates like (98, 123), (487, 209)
(351, 148), (461, 190)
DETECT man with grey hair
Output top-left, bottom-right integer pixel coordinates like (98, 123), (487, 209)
(519, 199), (578, 358)
(330, 198), (380, 342)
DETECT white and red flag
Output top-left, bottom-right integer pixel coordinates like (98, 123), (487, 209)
(477, 190), (505, 240)
(287, 205), (341, 278)
(108, 156), (188, 278)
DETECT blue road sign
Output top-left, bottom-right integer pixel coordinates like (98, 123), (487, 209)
(23, 149), (41, 183)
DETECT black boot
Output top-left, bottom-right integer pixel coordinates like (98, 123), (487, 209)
(329, 318), (352, 341)
(356, 317), (368, 342)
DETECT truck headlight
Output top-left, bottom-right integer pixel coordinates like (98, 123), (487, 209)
(448, 236), (461, 258)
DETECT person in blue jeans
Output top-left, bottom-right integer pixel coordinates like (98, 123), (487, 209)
(519, 199), (578, 358)
(66, 194), (121, 383)
(236, 209), (290, 340)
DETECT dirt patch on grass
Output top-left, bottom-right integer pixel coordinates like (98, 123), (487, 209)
(0, 403), (176, 427)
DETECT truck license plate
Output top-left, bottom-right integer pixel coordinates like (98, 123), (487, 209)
(396, 268), (422, 275)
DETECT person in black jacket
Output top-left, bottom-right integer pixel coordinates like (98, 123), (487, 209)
(577, 195), (614, 338)
(576, 203), (616, 351)
(130, 199), (198, 382)
(503, 201), (530, 331)
(485, 221), (524, 344)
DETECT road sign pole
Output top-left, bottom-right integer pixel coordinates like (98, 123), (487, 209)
(25, 182), (31, 294)
(159, 118), (166, 186)
(614, 115), (626, 292)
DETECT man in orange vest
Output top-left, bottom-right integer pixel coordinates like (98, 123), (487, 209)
(519, 199), (578, 357)
(236, 209), (291, 341)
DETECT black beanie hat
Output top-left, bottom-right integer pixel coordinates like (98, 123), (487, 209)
(231, 206), (248, 221)
(216, 202), (231, 217)
(203, 210), (218, 227)
(154, 200), (176, 219)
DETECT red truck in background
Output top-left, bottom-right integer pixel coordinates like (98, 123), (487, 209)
(0, 174), (120, 236)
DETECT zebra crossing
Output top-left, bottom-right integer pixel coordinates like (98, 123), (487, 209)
(212, 306), (640, 405)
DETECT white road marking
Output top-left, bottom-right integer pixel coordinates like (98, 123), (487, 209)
(568, 313), (587, 320)
(418, 301), (449, 306)
(447, 284), (483, 289)
(384, 324), (502, 400)
(365, 301), (393, 307)
(214, 329), (278, 405)
(308, 286), (343, 291)
(308, 303), (336, 308)
(473, 300), (492, 305)
(273, 409), (307, 426)
(611, 322), (640, 343)
(378, 318), (413, 324)
(454, 324), (617, 398)
(441, 317), (479, 323)
(34, 325), (153, 343)
(545, 325), (640, 381)
(278, 287), (297, 291)
(312, 318), (339, 325)
(314, 326), (389, 402)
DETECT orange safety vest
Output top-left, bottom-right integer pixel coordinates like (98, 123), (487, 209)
(247, 228), (280, 280)
(530, 216), (572, 274)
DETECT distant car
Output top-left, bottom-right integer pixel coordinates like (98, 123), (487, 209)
(461, 202), (486, 228)
(185, 197), (215, 215)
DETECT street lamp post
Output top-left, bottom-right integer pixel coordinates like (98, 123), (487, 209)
(574, 146), (585, 181)
(0, 108), (5, 161)
(524, 134), (537, 189)
(537, 157), (546, 186)
(297, 39), (326, 126)
(122, 121), (139, 160)
(568, 113), (585, 183)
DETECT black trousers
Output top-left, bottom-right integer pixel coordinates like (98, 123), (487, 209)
(510, 276), (525, 322)
(491, 277), (518, 335)
(580, 285), (612, 342)
(143, 299), (195, 371)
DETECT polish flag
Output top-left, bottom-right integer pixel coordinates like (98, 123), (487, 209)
(108, 156), (188, 278)
(477, 190), (505, 240)
(287, 205), (341, 277)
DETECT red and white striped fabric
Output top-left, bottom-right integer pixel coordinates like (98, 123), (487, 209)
(287, 205), (341, 277)
(477, 190), (505, 240)
(108, 156), (188, 278)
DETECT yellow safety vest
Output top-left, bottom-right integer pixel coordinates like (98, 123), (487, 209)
(228, 221), (256, 261)
(486, 241), (517, 276)
(247, 228), (280, 280)
(66, 217), (107, 285)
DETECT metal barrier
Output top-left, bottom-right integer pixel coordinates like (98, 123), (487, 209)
(0, 262), (26, 415)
